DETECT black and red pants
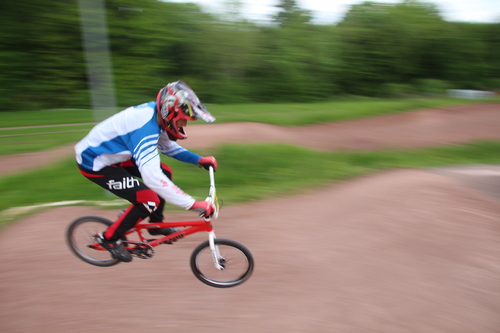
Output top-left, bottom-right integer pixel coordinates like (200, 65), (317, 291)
(78, 160), (173, 241)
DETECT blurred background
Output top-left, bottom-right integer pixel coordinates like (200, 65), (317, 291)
(2, 5), (500, 331)
(0, 0), (499, 113)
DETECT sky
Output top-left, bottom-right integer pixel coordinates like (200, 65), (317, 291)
(165, 0), (500, 24)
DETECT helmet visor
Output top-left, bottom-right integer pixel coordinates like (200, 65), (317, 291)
(175, 81), (215, 123)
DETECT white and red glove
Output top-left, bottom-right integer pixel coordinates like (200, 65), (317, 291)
(198, 156), (218, 170)
(190, 201), (215, 218)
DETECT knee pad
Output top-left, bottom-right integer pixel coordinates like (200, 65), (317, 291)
(136, 189), (160, 213)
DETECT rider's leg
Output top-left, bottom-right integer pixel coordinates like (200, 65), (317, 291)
(149, 197), (165, 223)
(102, 191), (159, 241)
(78, 164), (160, 240)
(117, 161), (177, 236)
(119, 160), (172, 223)
(148, 163), (179, 235)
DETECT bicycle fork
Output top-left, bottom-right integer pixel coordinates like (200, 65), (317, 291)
(208, 231), (224, 270)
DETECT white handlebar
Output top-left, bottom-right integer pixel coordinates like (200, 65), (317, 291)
(209, 166), (215, 189)
(206, 166), (219, 219)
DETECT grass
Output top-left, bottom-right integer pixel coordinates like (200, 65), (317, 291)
(2, 97), (496, 128)
(1, 109), (97, 127)
(0, 124), (94, 155)
(1, 96), (495, 155)
(209, 97), (492, 125)
(1, 140), (500, 227)
(1, 96), (498, 227)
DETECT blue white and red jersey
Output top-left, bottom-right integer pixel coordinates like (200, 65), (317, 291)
(75, 102), (200, 209)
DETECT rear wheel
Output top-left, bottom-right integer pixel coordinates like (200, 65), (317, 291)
(190, 238), (254, 288)
(66, 215), (123, 267)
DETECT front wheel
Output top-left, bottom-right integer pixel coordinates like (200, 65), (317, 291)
(66, 215), (123, 267)
(190, 238), (254, 288)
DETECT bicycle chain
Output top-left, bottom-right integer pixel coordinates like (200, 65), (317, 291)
(124, 241), (155, 260)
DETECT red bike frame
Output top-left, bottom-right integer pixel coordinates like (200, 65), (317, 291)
(68, 166), (253, 287)
(94, 165), (220, 254)
(126, 219), (214, 248)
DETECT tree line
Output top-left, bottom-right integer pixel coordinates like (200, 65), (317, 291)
(0, 0), (499, 112)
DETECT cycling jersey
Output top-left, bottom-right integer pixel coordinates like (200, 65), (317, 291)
(75, 102), (201, 209)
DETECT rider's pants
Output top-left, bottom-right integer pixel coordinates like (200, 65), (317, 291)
(78, 160), (172, 241)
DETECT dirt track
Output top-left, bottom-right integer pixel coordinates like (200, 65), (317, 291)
(1, 103), (500, 333)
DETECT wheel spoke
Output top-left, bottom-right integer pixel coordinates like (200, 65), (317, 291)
(190, 238), (254, 288)
(66, 216), (121, 267)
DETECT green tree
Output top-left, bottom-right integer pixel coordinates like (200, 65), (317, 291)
(337, 0), (450, 95)
(444, 22), (500, 89)
(0, 0), (499, 111)
(0, 0), (86, 110)
(273, 0), (312, 26)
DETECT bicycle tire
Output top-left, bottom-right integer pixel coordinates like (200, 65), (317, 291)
(190, 238), (254, 288)
(66, 215), (124, 267)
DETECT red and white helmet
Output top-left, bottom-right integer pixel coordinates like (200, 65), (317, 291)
(156, 80), (215, 139)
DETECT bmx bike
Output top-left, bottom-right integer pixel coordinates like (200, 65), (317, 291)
(66, 167), (254, 288)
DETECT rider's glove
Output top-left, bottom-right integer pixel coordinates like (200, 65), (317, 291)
(190, 201), (215, 218)
(198, 156), (217, 170)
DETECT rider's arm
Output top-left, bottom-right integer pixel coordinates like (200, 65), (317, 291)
(129, 120), (196, 210)
(157, 132), (202, 165)
(139, 153), (196, 209)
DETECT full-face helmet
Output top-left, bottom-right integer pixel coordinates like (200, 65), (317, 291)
(156, 80), (215, 139)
